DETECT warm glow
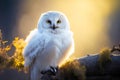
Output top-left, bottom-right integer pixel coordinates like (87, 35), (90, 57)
(18, 0), (117, 58)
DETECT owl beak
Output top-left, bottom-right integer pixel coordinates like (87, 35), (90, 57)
(51, 24), (58, 30)
(52, 24), (56, 30)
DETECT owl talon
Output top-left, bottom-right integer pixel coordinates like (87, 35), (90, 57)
(41, 66), (58, 76)
(49, 66), (58, 75)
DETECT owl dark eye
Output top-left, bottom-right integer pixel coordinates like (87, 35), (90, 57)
(46, 20), (51, 24)
(57, 20), (61, 24)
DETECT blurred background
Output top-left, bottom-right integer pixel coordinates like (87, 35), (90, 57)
(0, 0), (120, 79)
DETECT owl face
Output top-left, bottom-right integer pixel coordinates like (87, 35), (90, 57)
(38, 11), (70, 33)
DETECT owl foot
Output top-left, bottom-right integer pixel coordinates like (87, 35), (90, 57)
(41, 66), (58, 76)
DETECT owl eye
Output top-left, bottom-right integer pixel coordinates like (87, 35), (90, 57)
(57, 20), (61, 24)
(46, 20), (51, 24)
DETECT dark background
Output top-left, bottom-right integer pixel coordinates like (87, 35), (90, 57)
(0, 0), (24, 40)
(0, 0), (28, 80)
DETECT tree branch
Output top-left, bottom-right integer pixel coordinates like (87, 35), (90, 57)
(41, 45), (120, 80)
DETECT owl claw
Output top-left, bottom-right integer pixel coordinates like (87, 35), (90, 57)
(41, 66), (58, 76)
(49, 66), (58, 75)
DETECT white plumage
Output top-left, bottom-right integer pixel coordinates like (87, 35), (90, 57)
(23, 11), (74, 80)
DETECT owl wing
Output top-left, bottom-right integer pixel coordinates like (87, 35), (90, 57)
(23, 29), (46, 67)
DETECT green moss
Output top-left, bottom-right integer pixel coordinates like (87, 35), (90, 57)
(98, 48), (112, 72)
(57, 60), (86, 80)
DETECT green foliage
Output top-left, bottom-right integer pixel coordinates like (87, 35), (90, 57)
(12, 37), (26, 71)
(0, 30), (12, 70)
(0, 30), (26, 71)
(57, 60), (86, 80)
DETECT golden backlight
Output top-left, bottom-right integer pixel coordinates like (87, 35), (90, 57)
(18, 0), (117, 58)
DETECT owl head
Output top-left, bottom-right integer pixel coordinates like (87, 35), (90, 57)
(37, 11), (70, 33)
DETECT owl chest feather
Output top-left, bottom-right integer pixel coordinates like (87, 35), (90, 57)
(44, 33), (65, 50)
(44, 34), (65, 57)
(35, 31), (72, 70)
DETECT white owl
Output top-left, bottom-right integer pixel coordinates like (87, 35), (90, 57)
(23, 11), (74, 80)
